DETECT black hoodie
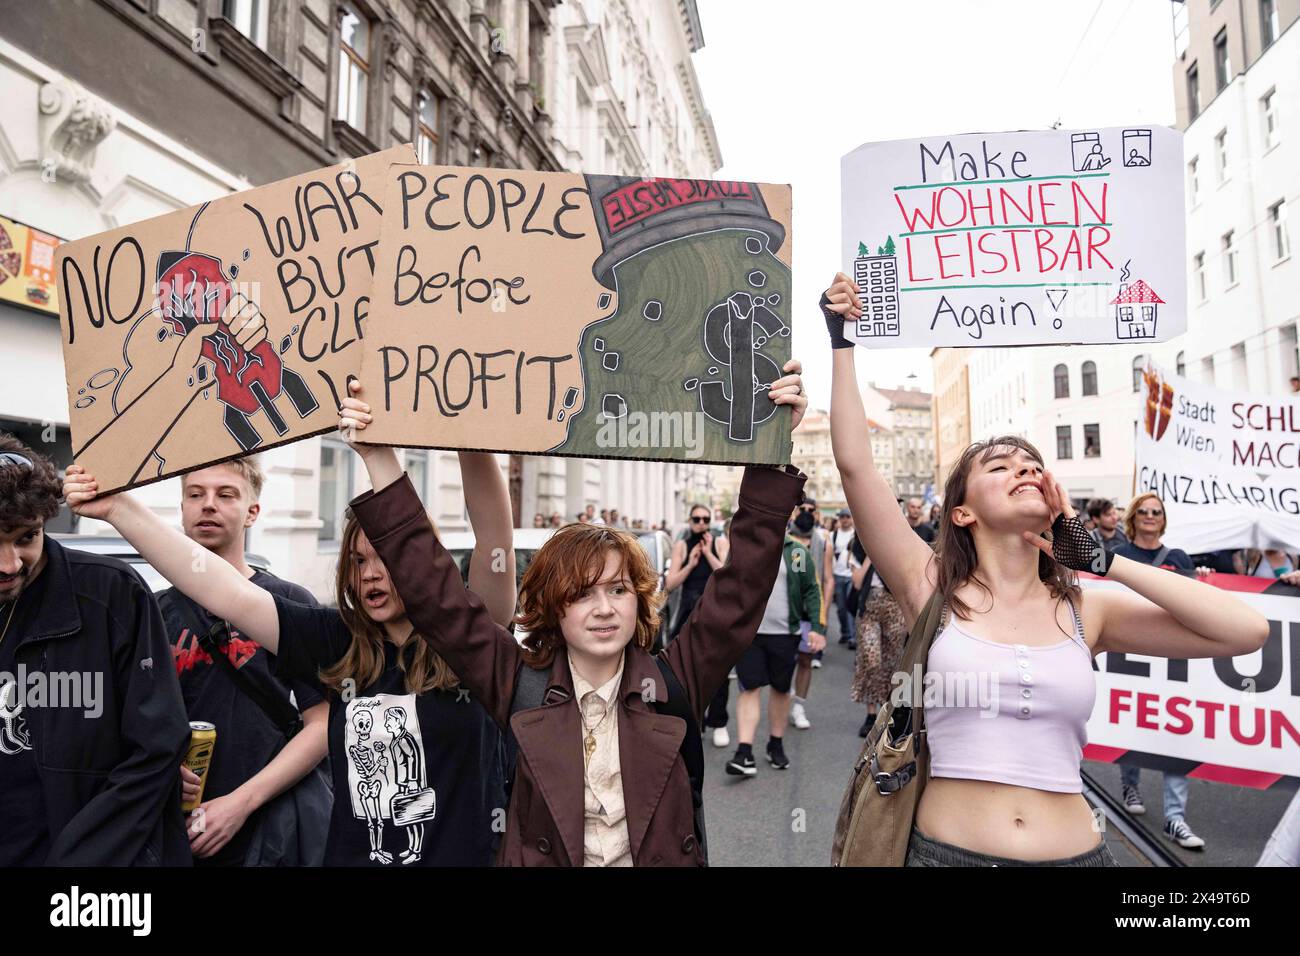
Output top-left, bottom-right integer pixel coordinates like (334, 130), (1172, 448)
(5, 537), (191, 865)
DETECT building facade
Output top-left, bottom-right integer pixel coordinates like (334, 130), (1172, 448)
(930, 346), (971, 491)
(862, 384), (934, 499)
(0, 0), (721, 597)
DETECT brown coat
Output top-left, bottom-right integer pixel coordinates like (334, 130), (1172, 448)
(350, 464), (805, 866)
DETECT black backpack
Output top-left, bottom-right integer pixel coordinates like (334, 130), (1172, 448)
(504, 654), (708, 863)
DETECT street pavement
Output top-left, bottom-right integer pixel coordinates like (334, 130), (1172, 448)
(700, 615), (1294, 867)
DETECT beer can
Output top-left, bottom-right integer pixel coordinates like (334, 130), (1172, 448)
(182, 721), (217, 812)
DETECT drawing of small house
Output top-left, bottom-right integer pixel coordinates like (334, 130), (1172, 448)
(1110, 279), (1163, 340)
(853, 237), (900, 338)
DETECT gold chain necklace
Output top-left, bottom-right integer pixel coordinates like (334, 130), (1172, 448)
(579, 701), (614, 770)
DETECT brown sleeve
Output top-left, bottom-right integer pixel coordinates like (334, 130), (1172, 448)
(661, 465), (806, 722)
(350, 474), (521, 728)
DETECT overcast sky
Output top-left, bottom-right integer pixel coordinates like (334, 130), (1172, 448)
(693, 0), (1177, 410)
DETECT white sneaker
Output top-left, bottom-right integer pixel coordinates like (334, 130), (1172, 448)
(711, 726), (730, 748)
(790, 702), (811, 730)
(810, 658), (822, 669)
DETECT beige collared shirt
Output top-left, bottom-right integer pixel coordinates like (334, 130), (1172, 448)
(569, 652), (632, 867)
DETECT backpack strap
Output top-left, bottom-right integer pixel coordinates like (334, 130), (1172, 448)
(164, 589), (303, 740)
(652, 655), (708, 863)
(504, 660), (551, 795)
(1154, 545), (1171, 567)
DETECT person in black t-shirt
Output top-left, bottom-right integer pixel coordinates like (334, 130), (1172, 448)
(161, 458), (329, 866)
(904, 497), (936, 544)
(64, 391), (517, 867)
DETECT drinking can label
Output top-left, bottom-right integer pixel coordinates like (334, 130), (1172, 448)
(182, 721), (216, 812)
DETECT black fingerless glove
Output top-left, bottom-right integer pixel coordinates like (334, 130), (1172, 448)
(1050, 513), (1114, 575)
(820, 291), (855, 350)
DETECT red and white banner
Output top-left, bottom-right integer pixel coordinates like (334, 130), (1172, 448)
(1134, 362), (1300, 553)
(1082, 574), (1300, 788)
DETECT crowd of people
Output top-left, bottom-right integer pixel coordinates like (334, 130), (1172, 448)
(0, 269), (1291, 868)
(531, 506), (676, 532)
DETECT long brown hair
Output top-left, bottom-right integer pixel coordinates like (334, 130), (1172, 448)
(319, 509), (459, 694)
(516, 523), (663, 669)
(935, 436), (1080, 624)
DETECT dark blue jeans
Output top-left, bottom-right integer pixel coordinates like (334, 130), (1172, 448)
(833, 576), (855, 643)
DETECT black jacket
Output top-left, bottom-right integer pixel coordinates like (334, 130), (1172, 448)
(12, 537), (191, 865)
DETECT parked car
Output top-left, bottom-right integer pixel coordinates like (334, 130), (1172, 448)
(637, 529), (676, 652)
(48, 534), (270, 593)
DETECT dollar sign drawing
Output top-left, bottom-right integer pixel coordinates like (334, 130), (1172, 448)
(698, 291), (785, 441)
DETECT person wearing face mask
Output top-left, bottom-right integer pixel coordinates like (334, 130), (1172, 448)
(328, 363), (809, 865)
(787, 502), (827, 730)
(63, 383), (518, 867)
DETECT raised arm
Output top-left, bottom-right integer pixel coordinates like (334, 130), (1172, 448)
(458, 451), (517, 628)
(338, 380), (517, 630)
(349, 473), (522, 728)
(661, 358), (808, 719)
(662, 465), (806, 721)
(1021, 473), (1269, 659)
(63, 466), (280, 652)
(824, 272), (935, 626)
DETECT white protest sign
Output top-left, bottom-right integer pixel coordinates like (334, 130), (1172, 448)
(840, 126), (1185, 347)
(1082, 576), (1299, 783)
(1135, 363), (1300, 553)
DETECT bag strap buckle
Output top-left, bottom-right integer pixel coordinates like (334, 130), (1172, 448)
(869, 751), (916, 795)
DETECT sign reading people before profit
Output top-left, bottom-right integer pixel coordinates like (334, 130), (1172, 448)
(840, 126), (1185, 347)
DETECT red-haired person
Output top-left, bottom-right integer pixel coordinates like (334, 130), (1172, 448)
(64, 429), (518, 867)
(822, 273), (1268, 866)
(333, 363), (808, 865)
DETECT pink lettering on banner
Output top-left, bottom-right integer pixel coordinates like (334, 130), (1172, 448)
(601, 178), (754, 234)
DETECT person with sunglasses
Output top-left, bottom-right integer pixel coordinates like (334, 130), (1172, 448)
(1110, 492), (1203, 848)
(665, 505), (731, 745)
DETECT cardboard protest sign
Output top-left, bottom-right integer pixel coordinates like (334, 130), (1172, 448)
(357, 166), (793, 465)
(1134, 363), (1300, 553)
(56, 145), (414, 493)
(840, 126), (1185, 347)
(1081, 576), (1299, 786)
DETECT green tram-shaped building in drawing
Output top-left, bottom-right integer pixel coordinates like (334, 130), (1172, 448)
(853, 236), (900, 338)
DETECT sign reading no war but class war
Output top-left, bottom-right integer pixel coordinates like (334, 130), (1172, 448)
(358, 164), (793, 465)
(56, 145), (414, 494)
(840, 126), (1185, 347)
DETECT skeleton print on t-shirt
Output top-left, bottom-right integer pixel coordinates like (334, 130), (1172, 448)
(345, 694), (436, 865)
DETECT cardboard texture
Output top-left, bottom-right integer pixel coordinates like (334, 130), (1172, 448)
(840, 126), (1185, 348)
(56, 145), (415, 493)
(358, 166), (793, 465)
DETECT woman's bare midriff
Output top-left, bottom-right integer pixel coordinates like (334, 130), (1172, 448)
(915, 777), (1102, 860)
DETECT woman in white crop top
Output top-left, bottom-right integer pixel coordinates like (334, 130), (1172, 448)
(821, 272), (1270, 866)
